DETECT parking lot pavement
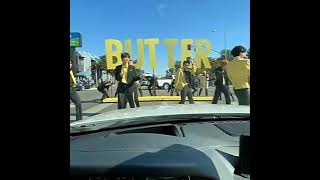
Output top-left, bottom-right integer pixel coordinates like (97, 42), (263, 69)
(70, 85), (238, 122)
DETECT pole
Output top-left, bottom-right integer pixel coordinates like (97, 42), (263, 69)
(210, 30), (226, 57)
(198, 45), (223, 55)
(153, 68), (156, 96)
(110, 75), (113, 97)
(95, 66), (98, 87)
(224, 32), (227, 60)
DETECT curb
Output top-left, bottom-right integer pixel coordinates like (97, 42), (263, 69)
(102, 96), (214, 103)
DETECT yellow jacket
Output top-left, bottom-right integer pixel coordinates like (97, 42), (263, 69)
(175, 63), (196, 90)
(227, 56), (250, 89)
(70, 69), (77, 88)
(200, 75), (209, 89)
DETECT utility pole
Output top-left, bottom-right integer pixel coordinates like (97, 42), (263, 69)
(224, 32), (227, 60)
(211, 29), (227, 59)
(95, 64), (98, 87)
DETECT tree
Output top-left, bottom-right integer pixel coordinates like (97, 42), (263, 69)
(174, 61), (181, 72)
(246, 48), (250, 59)
(209, 58), (221, 72)
(97, 55), (106, 70)
(165, 70), (171, 78)
(217, 49), (233, 61)
(97, 55), (118, 74)
(164, 67), (176, 78)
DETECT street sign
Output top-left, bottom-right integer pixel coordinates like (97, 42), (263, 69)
(70, 32), (82, 47)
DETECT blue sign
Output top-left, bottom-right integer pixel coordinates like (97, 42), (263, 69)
(70, 32), (82, 47)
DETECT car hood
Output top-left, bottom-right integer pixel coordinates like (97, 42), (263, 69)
(70, 104), (250, 128)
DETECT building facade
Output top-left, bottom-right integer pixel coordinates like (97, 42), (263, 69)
(77, 51), (94, 73)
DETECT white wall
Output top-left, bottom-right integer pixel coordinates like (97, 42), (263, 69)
(77, 51), (92, 72)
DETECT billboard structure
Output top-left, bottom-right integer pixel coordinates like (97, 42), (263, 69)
(70, 32), (82, 47)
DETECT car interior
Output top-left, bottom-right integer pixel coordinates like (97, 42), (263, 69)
(70, 120), (250, 180)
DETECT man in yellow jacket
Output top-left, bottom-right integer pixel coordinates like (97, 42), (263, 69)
(227, 46), (250, 105)
(175, 60), (196, 104)
(70, 59), (82, 121)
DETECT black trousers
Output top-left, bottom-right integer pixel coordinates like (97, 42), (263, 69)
(118, 89), (135, 109)
(133, 87), (140, 107)
(199, 88), (208, 96)
(179, 86), (194, 104)
(220, 87), (235, 101)
(148, 86), (156, 96)
(234, 88), (250, 105)
(212, 85), (231, 104)
(169, 89), (179, 96)
(138, 88), (143, 96)
(116, 87), (141, 97)
(230, 88), (235, 101)
(70, 88), (82, 121)
(97, 84), (109, 99)
(192, 87), (198, 96)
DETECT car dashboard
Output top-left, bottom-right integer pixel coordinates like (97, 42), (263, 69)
(70, 121), (250, 180)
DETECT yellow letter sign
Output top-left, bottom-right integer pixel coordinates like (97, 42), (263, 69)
(144, 38), (159, 69)
(105, 38), (213, 70)
(180, 39), (193, 67)
(195, 40), (212, 69)
(105, 39), (122, 69)
(163, 39), (178, 69)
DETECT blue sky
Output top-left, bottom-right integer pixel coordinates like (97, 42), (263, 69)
(71, 0), (250, 75)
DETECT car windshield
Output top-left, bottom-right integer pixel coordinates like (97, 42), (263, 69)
(70, 0), (250, 128)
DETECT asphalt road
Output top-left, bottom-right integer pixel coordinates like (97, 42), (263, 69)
(70, 85), (238, 122)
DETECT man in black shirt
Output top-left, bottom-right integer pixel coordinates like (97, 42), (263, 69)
(212, 60), (232, 104)
(97, 79), (111, 101)
(168, 79), (179, 96)
(129, 59), (142, 107)
(148, 75), (157, 96)
(176, 60), (196, 104)
(115, 53), (142, 109)
(70, 59), (82, 121)
(192, 74), (200, 96)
